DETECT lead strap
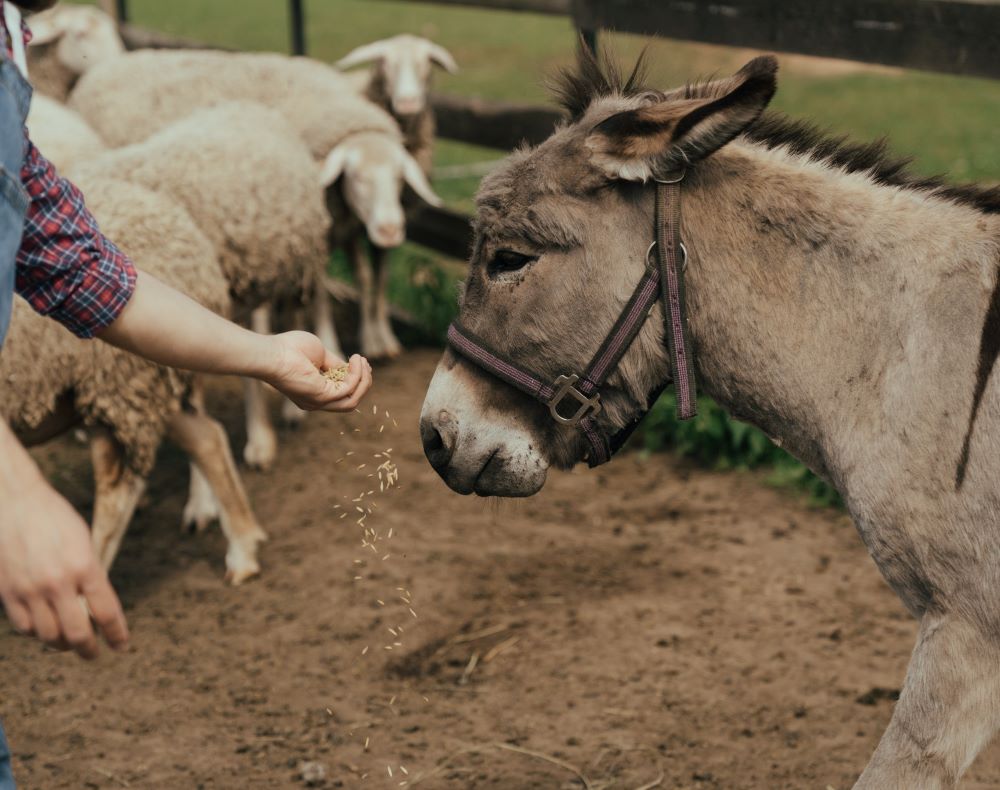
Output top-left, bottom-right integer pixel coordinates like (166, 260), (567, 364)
(655, 180), (698, 419)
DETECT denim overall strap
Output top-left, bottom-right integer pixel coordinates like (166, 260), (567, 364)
(0, 37), (32, 350)
(0, 28), (31, 790)
(0, 718), (13, 790)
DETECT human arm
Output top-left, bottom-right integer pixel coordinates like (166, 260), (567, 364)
(0, 420), (129, 659)
(98, 271), (373, 411)
(15, 141), (372, 409)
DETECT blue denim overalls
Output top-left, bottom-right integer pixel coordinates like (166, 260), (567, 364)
(0, 16), (32, 789)
(0, 34), (29, 347)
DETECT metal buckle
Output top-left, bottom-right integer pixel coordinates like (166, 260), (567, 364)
(646, 240), (689, 271)
(548, 374), (602, 426)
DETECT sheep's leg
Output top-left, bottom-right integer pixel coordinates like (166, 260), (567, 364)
(313, 272), (344, 360)
(167, 409), (267, 586)
(280, 303), (310, 428)
(349, 235), (383, 359)
(90, 428), (146, 572)
(243, 306), (279, 470)
(371, 245), (402, 359)
(853, 614), (1000, 789)
(180, 379), (222, 533)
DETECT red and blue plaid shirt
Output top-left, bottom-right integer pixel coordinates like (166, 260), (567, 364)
(3, 1), (135, 338)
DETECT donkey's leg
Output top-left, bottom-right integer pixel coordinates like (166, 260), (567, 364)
(243, 305), (278, 470)
(349, 235), (382, 359)
(854, 614), (1000, 790)
(371, 245), (402, 359)
(90, 428), (146, 572)
(181, 379), (221, 533)
(167, 409), (267, 586)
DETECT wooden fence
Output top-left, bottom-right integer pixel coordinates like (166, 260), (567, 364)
(109, 0), (1000, 261)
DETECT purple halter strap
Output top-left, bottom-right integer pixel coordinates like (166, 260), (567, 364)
(447, 179), (698, 467)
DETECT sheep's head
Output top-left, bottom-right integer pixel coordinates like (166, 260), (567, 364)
(320, 132), (443, 249)
(28, 5), (124, 75)
(337, 34), (458, 117)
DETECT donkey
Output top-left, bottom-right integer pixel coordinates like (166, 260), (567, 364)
(420, 52), (1000, 789)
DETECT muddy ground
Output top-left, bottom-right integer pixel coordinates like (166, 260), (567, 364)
(3, 349), (998, 789)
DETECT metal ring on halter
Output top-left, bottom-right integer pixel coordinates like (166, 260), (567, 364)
(654, 149), (691, 184)
(646, 240), (690, 272)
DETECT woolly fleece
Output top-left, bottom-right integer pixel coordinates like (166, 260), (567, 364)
(0, 177), (228, 475)
(70, 50), (401, 160)
(70, 102), (331, 311)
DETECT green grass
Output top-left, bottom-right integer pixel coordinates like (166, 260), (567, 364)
(69, 0), (999, 502)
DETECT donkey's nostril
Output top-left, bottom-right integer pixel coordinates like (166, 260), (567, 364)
(420, 411), (457, 472)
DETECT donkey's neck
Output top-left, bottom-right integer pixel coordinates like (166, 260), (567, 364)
(679, 141), (999, 489)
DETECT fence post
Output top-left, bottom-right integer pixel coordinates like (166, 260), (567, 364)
(98, 0), (127, 22)
(289, 0), (306, 56)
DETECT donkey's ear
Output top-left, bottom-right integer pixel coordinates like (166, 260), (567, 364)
(586, 55), (778, 181)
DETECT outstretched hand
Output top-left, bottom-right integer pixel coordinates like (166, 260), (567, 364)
(266, 331), (373, 412)
(0, 451), (130, 660)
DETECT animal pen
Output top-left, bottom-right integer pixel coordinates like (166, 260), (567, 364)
(5, 1), (1000, 788)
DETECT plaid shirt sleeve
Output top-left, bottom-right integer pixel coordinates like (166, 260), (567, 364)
(15, 139), (137, 338)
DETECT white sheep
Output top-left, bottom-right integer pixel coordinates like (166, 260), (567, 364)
(25, 93), (105, 171)
(71, 101), (333, 472)
(69, 48), (443, 362)
(334, 35), (458, 360)
(25, 3), (124, 101)
(337, 34), (458, 176)
(0, 175), (266, 585)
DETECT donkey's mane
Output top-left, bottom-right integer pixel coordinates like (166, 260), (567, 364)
(551, 52), (1000, 216)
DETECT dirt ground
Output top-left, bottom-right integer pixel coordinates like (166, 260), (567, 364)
(3, 349), (999, 789)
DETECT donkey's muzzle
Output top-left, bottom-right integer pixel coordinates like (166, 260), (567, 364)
(420, 410), (457, 474)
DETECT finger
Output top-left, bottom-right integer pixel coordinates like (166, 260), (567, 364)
(52, 591), (99, 660)
(26, 596), (62, 647)
(321, 346), (346, 371)
(80, 569), (129, 651)
(327, 362), (373, 412)
(319, 355), (365, 408)
(2, 597), (33, 635)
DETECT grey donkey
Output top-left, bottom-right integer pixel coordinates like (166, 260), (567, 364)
(420, 52), (1000, 789)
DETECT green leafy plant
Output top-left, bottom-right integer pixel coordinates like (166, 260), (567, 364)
(637, 393), (842, 507)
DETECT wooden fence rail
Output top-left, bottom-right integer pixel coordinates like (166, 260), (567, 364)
(572, 0), (1000, 81)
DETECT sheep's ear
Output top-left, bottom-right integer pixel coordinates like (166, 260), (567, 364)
(586, 55), (778, 181)
(426, 43), (458, 74)
(401, 151), (443, 207)
(26, 9), (66, 46)
(336, 40), (391, 70)
(319, 145), (350, 186)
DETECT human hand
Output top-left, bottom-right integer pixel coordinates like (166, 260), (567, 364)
(0, 473), (130, 660)
(265, 331), (373, 412)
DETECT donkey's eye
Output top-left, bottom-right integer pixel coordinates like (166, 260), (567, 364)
(487, 249), (537, 279)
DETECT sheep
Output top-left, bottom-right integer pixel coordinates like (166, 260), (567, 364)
(68, 48), (443, 361)
(24, 3), (124, 101)
(25, 93), (105, 172)
(333, 35), (458, 361)
(337, 34), (459, 177)
(70, 101), (333, 472)
(0, 175), (267, 585)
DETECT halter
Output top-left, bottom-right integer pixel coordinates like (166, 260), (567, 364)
(447, 176), (698, 467)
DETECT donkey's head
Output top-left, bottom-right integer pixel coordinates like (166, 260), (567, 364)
(420, 53), (778, 496)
